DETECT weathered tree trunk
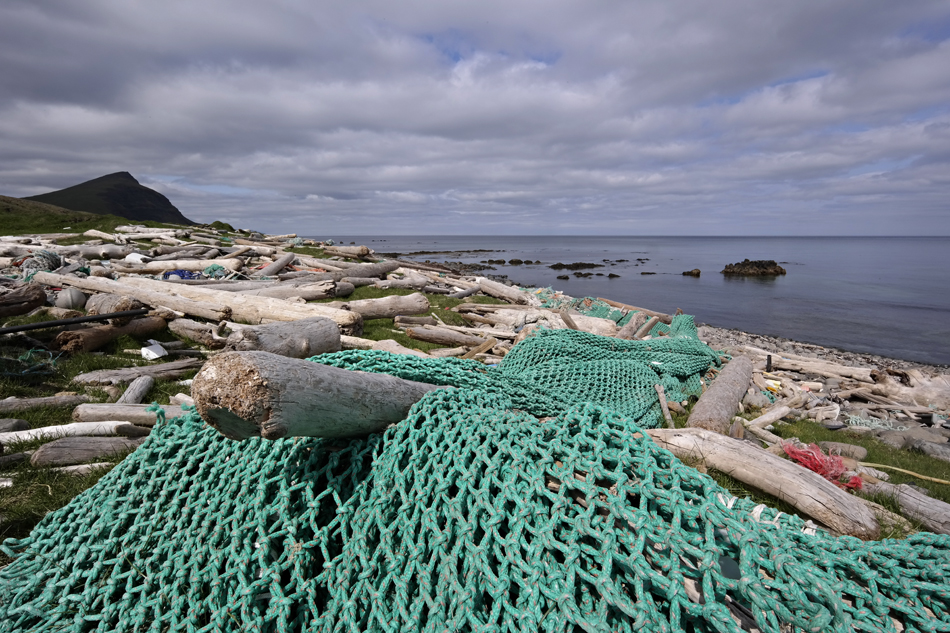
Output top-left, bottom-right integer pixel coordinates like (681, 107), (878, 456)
(616, 312), (649, 340)
(742, 345), (874, 383)
(72, 358), (203, 385)
(30, 436), (146, 467)
(32, 272), (231, 322)
(236, 281), (336, 300)
(646, 427), (879, 539)
(0, 394), (90, 414)
(461, 337), (498, 360)
(84, 294), (146, 325)
(192, 351), (442, 440)
(406, 326), (487, 347)
(394, 315), (439, 327)
(323, 245), (371, 259)
(371, 339), (431, 358)
(0, 283), (47, 318)
(634, 316), (660, 339)
(253, 252), (296, 277)
(115, 376), (155, 404)
(687, 356), (752, 434)
(133, 258), (243, 272)
(223, 317), (341, 358)
(168, 318), (227, 348)
(53, 316), (167, 353)
(476, 277), (537, 305)
(72, 403), (185, 426)
(328, 292), (430, 320)
(862, 481), (950, 535)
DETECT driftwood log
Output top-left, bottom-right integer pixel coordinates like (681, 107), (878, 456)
(72, 403), (186, 426)
(328, 292), (430, 321)
(687, 356), (752, 434)
(0, 283), (47, 318)
(394, 315), (438, 327)
(862, 481), (950, 535)
(168, 318), (227, 349)
(634, 316), (660, 339)
(235, 281), (336, 300)
(476, 277), (537, 305)
(616, 312), (648, 340)
(597, 297), (674, 325)
(32, 272), (231, 322)
(646, 427), (879, 538)
(323, 245), (371, 259)
(253, 252), (296, 277)
(0, 421), (145, 445)
(84, 293), (145, 324)
(53, 316), (167, 353)
(0, 394), (91, 414)
(30, 436), (146, 468)
(72, 358), (203, 385)
(406, 326), (487, 347)
(223, 317), (341, 358)
(115, 376), (155, 405)
(192, 351), (442, 440)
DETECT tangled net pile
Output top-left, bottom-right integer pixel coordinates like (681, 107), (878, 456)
(2, 325), (949, 632)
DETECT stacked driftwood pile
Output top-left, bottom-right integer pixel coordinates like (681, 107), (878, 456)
(2, 226), (950, 540)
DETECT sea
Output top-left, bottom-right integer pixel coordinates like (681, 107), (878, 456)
(324, 236), (950, 366)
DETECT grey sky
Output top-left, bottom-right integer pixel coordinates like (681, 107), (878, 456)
(1, 1), (948, 235)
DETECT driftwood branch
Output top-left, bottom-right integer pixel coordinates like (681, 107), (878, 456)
(687, 356), (751, 434)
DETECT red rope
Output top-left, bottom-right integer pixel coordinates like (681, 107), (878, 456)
(782, 442), (863, 490)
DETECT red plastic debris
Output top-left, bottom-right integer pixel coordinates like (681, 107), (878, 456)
(782, 442), (863, 490)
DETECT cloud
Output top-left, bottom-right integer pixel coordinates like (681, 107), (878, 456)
(0, 0), (948, 235)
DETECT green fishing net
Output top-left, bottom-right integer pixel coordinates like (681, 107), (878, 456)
(1, 325), (948, 632)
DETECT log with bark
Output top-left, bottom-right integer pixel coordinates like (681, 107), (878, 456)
(645, 427), (879, 538)
(53, 316), (167, 353)
(687, 356), (752, 434)
(0, 283), (47, 318)
(0, 394), (91, 414)
(30, 436), (146, 468)
(192, 351), (442, 440)
(72, 403), (186, 426)
(32, 272), (231, 322)
(72, 357), (203, 385)
(223, 317), (341, 358)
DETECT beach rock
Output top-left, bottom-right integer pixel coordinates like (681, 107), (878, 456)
(682, 269), (701, 277)
(877, 427), (948, 450)
(549, 262), (603, 270)
(508, 259), (523, 265)
(0, 418), (30, 433)
(721, 259), (787, 276)
(0, 452), (29, 468)
(818, 441), (868, 461)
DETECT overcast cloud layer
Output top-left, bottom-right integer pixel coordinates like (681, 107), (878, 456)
(1, 1), (948, 235)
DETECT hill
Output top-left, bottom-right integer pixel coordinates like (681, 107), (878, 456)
(0, 195), (133, 235)
(24, 172), (195, 225)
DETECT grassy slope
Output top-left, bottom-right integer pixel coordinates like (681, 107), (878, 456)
(0, 195), (134, 235)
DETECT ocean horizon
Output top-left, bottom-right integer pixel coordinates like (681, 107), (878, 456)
(317, 235), (950, 366)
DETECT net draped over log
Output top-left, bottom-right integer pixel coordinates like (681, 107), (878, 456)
(1, 323), (949, 632)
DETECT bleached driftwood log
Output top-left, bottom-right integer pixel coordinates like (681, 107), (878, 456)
(646, 427), (879, 539)
(323, 245), (371, 259)
(394, 315), (438, 327)
(742, 345), (874, 383)
(235, 281), (336, 300)
(0, 283), (47, 318)
(115, 376), (155, 404)
(616, 312), (649, 340)
(862, 481), (950, 535)
(253, 252), (296, 277)
(0, 395), (91, 414)
(326, 292), (430, 321)
(634, 316), (660, 339)
(597, 297), (674, 325)
(72, 358), (203, 385)
(168, 318), (227, 349)
(73, 403), (185, 426)
(53, 316), (167, 353)
(223, 317), (341, 358)
(192, 351), (442, 440)
(32, 272), (231, 322)
(30, 436), (146, 467)
(34, 272), (362, 334)
(476, 277), (538, 305)
(687, 356), (752, 434)
(406, 326), (488, 347)
(0, 421), (145, 445)
(130, 258), (244, 273)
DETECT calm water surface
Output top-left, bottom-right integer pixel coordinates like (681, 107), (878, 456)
(324, 236), (950, 365)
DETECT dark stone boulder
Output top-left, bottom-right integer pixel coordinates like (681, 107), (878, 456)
(721, 259), (787, 276)
(608, 273), (620, 278)
(549, 262), (604, 270)
(682, 269), (701, 277)
(556, 275), (569, 280)
(508, 259), (523, 265)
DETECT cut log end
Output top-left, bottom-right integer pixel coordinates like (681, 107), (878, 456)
(192, 354), (272, 440)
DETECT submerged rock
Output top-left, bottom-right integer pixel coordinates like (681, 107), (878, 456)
(721, 259), (787, 276)
(682, 269), (701, 277)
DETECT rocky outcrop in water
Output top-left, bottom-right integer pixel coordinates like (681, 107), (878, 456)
(721, 259), (786, 276)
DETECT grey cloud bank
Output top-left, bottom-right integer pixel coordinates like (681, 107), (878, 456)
(1, 0), (948, 235)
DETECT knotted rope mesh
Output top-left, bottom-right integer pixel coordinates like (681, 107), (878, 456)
(2, 325), (949, 632)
